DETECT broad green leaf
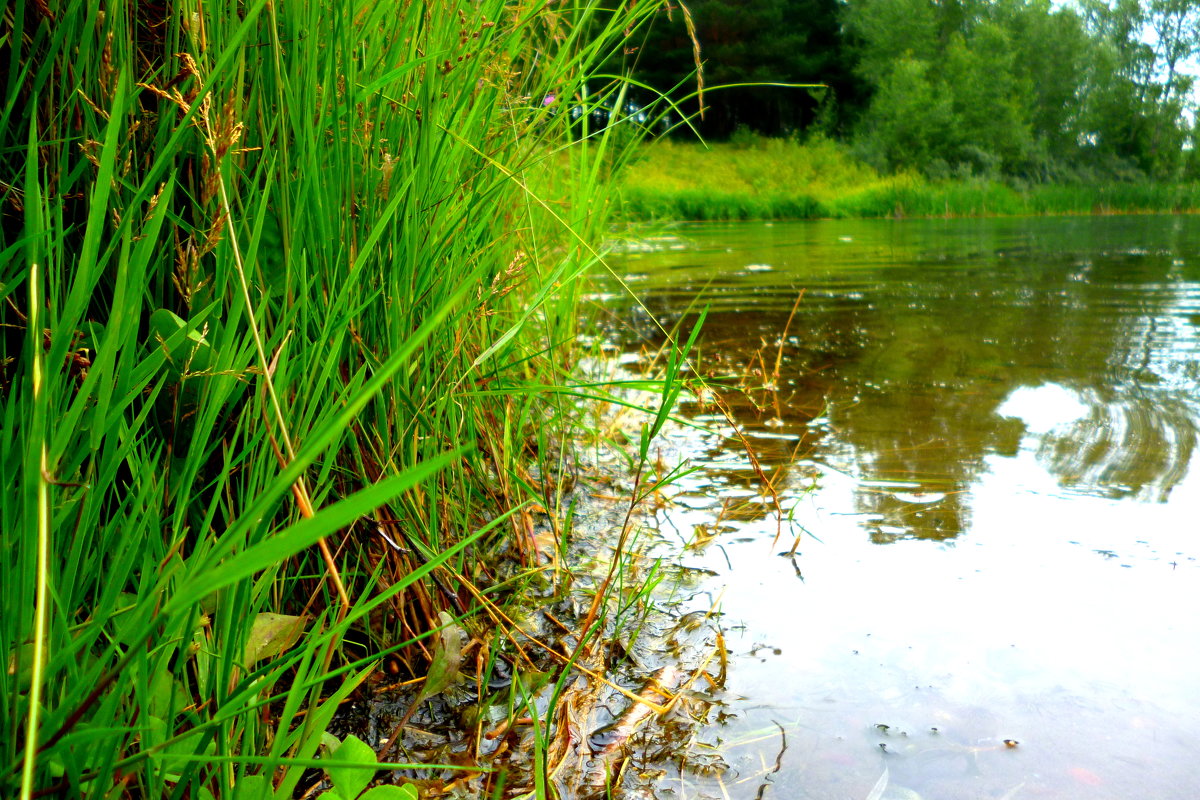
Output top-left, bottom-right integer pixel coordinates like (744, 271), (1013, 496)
(148, 308), (216, 378)
(147, 669), (175, 718)
(5, 641), (48, 683)
(161, 732), (216, 781)
(272, 665), (373, 799)
(319, 730), (341, 755)
(326, 734), (377, 799)
(234, 774), (273, 800)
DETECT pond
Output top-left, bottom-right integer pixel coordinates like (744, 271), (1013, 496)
(603, 216), (1200, 800)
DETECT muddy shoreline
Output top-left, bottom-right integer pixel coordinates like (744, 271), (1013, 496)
(309, 407), (729, 799)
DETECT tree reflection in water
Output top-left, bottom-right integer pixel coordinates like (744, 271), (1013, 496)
(612, 215), (1200, 541)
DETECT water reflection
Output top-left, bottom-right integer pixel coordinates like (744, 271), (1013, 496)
(604, 216), (1200, 799)
(611, 216), (1200, 539)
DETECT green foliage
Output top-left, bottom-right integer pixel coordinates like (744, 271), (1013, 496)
(1, 0), (670, 797)
(619, 0), (1197, 178)
(317, 736), (416, 800)
(854, 57), (957, 173)
(844, 0), (1200, 181)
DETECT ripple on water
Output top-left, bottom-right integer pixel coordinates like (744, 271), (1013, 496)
(602, 217), (1200, 800)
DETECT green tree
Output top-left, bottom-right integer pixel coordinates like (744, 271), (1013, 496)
(846, 0), (1040, 175)
(843, 0), (940, 86)
(1073, 0), (1196, 177)
(1141, 0), (1198, 174)
(1000, 0), (1092, 176)
(942, 20), (1033, 173)
(845, 0), (1195, 180)
(854, 57), (957, 172)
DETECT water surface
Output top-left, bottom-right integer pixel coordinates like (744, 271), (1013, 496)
(606, 216), (1200, 800)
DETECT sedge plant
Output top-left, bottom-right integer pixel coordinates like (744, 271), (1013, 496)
(0, 0), (691, 798)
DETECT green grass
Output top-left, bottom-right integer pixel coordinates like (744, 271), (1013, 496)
(619, 136), (1200, 220)
(1, 1), (681, 798)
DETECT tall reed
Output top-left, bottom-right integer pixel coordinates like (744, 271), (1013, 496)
(1, 0), (671, 797)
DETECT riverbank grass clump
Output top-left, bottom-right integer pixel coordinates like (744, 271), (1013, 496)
(1, 1), (686, 798)
(619, 136), (1200, 220)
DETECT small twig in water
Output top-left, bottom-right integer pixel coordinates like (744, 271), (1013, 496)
(754, 721), (787, 800)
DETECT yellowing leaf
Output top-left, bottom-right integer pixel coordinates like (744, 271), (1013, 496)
(421, 611), (464, 700)
(244, 613), (307, 666)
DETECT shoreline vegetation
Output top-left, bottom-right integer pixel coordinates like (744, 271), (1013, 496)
(619, 136), (1200, 221)
(2, 2), (717, 799)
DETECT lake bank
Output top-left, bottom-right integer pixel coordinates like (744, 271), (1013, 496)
(1, 2), (691, 798)
(619, 138), (1200, 221)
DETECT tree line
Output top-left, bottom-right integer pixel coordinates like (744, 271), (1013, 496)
(619, 0), (1200, 181)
